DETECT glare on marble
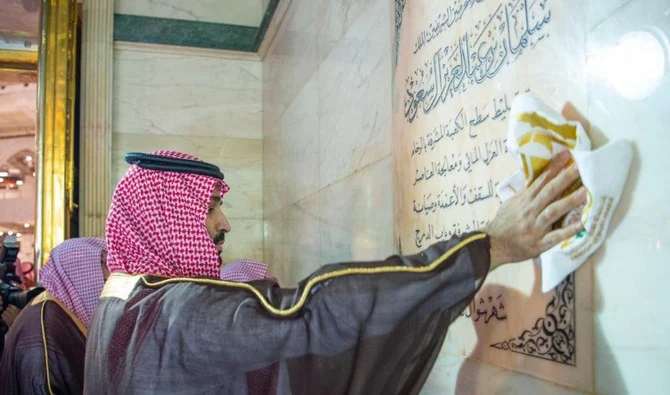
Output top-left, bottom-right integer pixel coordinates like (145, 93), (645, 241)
(588, 29), (668, 100)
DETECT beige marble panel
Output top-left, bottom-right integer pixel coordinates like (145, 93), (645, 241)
(263, 73), (320, 217)
(216, 138), (264, 220)
(263, 194), (321, 286)
(263, 210), (283, 276)
(284, 195), (321, 284)
(115, 42), (260, 62)
(319, 156), (393, 266)
(114, 47), (262, 139)
(318, 0), (392, 188)
(421, 355), (587, 395)
(262, 0), (394, 287)
(392, 0), (593, 392)
(588, 0), (632, 29)
(220, 219), (264, 266)
(317, 0), (369, 61)
(112, 134), (262, 220)
(262, 0), (319, 126)
(263, 125), (284, 217)
(115, 0), (266, 27)
(278, 77), (320, 209)
(262, 54), (283, 133)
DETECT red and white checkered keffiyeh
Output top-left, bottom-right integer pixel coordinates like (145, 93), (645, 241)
(38, 237), (107, 328)
(220, 259), (278, 283)
(106, 150), (229, 278)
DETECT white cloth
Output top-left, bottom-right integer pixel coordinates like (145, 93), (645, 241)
(497, 93), (633, 292)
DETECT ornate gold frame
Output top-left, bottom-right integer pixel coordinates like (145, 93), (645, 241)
(34, 0), (79, 266)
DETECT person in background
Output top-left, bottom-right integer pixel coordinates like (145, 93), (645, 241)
(0, 259), (25, 357)
(0, 237), (108, 395)
(16, 260), (36, 290)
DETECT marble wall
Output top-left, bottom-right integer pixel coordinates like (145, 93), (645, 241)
(413, 0), (669, 394)
(587, 1), (669, 393)
(115, 0), (267, 27)
(263, 0), (669, 394)
(262, 0), (394, 285)
(112, 43), (264, 265)
(393, 0), (593, 392)
(425, 1), (670, 393)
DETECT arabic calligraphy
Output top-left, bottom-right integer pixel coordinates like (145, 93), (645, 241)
(568, 196), (613, 260)
(409, 93), (515, 158)
(414, 218), (490, 248)
(461, 293), (508, 323)
(393, 0), (408, 67)
(395, 0), (589, 376)
(413, 0), (487, 55)
(404, 0), (552, 123)
(412, 137), (508, 185)
(408, 92), (518, 247)
(490, 273), (576, 366)
(412, 179), (498, 215)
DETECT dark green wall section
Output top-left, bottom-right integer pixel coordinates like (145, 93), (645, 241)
(113, 0), (279, 53)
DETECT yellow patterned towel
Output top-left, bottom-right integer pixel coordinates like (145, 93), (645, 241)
(497, 93), (633, 292)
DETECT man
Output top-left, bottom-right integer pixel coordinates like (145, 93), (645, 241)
(16, 261), (36, 290)
(85, 148), (585, 394)
(0, 237), (108, 395)
(0, 258), (23, 338)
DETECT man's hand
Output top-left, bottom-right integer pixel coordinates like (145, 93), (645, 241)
(486, 149), (587, 269)
(1, 295), (22, 328)
(1, 305), (21, 327)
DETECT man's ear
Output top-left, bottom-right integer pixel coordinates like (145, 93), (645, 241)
(101, 250), (110, 280)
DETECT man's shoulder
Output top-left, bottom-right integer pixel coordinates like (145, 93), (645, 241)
(103, 273), (254, 303)
(138, 275), (268, 302)
(5, 303), (43, 342)
(4, 300), (82, 353)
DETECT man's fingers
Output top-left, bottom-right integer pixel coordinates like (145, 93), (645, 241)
(539, 221), (584, 251)
(538, 187), (587, 226)
(561, 102), (591, 131)
(532, 164), (581, 212)
(528, 150), (571, 197)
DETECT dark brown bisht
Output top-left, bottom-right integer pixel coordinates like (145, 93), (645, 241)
(84, 232), (490, 395)
(1, 295), (87, 395)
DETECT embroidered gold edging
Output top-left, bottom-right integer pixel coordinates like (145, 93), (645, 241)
(40, 302), (55, 395)
(140, 233), (488, 317)
(100, 274), (142, 300)
(31, 290), (49, 306)
(39, 291), (88, 395)
(34, 291), (87, 336)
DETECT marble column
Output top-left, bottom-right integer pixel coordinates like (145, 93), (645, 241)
(79, 0), (113, 237)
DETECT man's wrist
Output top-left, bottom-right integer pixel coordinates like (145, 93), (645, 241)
(488, 234), (509, 271)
